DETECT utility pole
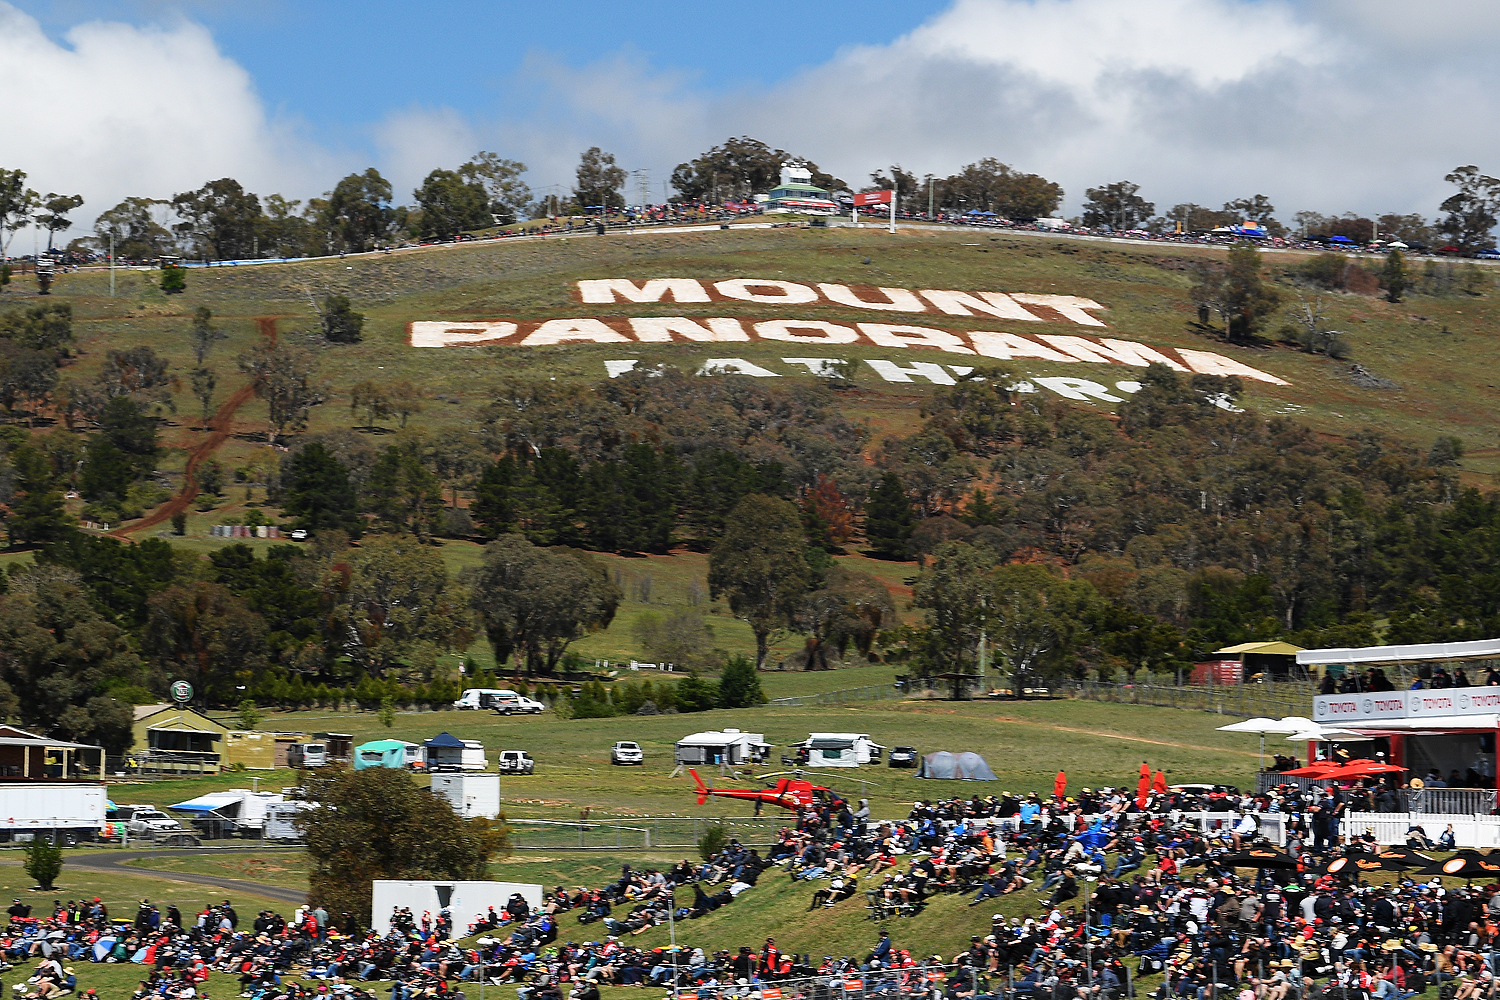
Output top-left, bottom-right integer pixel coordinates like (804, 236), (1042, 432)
(928, 176), (934, 219)
(109, 231), (115, 298)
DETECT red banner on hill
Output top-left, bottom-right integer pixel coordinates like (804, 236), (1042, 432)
(853, 190), (893, 206)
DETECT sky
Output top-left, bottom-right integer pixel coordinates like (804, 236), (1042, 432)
(4, 0), (1500, 244)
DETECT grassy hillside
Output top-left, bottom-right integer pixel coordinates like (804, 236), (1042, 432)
(8, 224), (1496, 669)
(20, 225), (1500, 474)
(103, 698), (1262, 824)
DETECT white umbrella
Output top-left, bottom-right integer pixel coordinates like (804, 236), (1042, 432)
(1217, 717), (1289, 767)
(1286, 729), (1374, 742)
(1216, 717), (1281, 733)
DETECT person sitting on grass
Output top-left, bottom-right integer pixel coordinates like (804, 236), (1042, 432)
(810, 876), (858, 910)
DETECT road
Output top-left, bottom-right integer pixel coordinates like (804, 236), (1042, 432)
(67, 846), (306, 905)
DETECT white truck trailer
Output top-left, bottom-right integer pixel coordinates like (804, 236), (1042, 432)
(0, 783), (108, 844)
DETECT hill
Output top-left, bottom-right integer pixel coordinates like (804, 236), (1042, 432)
(1, 223), (1499, 747)
(25, 224), (1500, 469)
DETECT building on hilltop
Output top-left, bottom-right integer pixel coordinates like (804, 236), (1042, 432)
(763, 164), (839, 216)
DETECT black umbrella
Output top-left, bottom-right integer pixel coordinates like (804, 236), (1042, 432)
(1411, 854), (1500, 879)
(1320, 854), (1392, 877)
(1218, 848), (1302, 870)
(1369, 846), (1433, 870)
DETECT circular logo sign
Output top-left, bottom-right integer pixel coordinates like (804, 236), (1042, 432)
(170, 680), (193, 704)
(1315, 699), (1326, 714)
(1444, 858), (1466, 874)
(1361, 698), (1373, 713)
(1460, 693), (1470, 710)
(1328, 858), (1347, 873)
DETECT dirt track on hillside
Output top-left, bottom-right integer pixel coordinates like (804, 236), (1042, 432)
(112, 319), (274, 539)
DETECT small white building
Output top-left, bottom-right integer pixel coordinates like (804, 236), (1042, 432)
(674, 728), (772, 766)
(430, 773), (502, 819)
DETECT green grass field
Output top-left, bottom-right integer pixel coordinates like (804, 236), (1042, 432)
(104, 698), (1261, 824)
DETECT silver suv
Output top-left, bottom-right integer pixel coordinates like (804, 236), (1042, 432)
(610, 741), (644, 766)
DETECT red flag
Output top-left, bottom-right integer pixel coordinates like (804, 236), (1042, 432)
(1152, 770), (1167, 793)
(1053, 770), (1067, 799)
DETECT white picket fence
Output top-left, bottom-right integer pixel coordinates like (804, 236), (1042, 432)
(1342, 812), (1500, 848)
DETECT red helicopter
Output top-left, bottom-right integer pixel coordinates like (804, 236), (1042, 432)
(688, 768), (846, 812)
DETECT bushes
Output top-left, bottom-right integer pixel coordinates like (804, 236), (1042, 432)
(24, 835), (63, 890)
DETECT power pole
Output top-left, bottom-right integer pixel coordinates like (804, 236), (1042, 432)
(109, 231), (115, 298)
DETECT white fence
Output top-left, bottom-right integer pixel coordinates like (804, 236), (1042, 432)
(1166, 811), (1288, 847)
(1342, 812), (1500, 848)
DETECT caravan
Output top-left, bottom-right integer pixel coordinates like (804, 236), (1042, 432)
(425, 733), (487, 772)
(794, 733), (885, 768)
(354, 740), (425, 770)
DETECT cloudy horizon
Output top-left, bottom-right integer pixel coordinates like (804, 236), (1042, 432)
(4, 0), (1499, 244)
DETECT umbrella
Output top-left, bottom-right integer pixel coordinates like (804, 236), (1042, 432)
(1221, 847), (1302, 869)
(1286, 729), (1375, 743)
(1281, 762), (1342, 777)
(1412, 854), (1500, 879)
(1320, 854), (1393, 877)
(1332, 761), (1406, 779)
(1054, 771), (1067, 799)
(1370, 846), (1432, 869)
(1136, 769), (1150, 811)
(92, 937), (116, 962)
(1217, 717), (1283, 768)
(1152, 770), (1167, 793)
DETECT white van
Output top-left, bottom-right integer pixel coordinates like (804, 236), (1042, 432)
(286, 742), (327, 768)
(454, 689), (508, 710)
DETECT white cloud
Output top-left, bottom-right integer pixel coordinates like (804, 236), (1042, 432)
(0, 1), (341, 244)
(392, 0), (1500, 222)
(6, 0), (1499, 243)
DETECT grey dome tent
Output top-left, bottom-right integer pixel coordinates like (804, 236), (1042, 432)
(917, 751), (997, 780)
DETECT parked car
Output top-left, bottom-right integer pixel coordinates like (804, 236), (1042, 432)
(496, 750), (534, 774)
(1168, 783), (1240, 796)
(126, 809), (183, 836)
(1477, 249), (1500, 260)
(611, 741), (644, 765)
(887, 746), (919, 768)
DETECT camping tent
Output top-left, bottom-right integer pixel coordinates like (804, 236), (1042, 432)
(916, 751), (997, 780)
(354, 739), (407, 770)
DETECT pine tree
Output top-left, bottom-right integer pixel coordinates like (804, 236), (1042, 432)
(864, 472), (914, 559)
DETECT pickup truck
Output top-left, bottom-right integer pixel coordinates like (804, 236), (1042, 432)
(126, 809), (183, 837)
(496, 750), (534, 774)
(610, 741), (644, 765)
